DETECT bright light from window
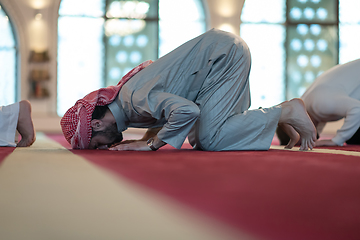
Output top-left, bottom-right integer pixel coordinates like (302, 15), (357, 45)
(130, 51), (141, 63)
(291, 39), (302, 51)
(290, 7), (302, 19)
(317, 39), (327, 51)
(304, 39), (315, 51)
(241, 0), (357, 103)
(219, 24), (236, 34)
(297, 55), (309, 67)
(123, 35), (135, 46)
(136, 35), (148, 47)
(241, 24), (285, 109)
(241, 0), (286, 23)
(310, 55), (321, 67)
(109, 35), (121, 46)
(339, 25), (360, 64)
(116, 51), (127, 63)
(304, 7), (315, 20)
(58, 0), (206, 116)
(339, 0), (360, 23)
(159, 0), (206, 57)
(0, 5), (16, 105)
(310, 24), (321, 35)
(57, 17), (104, 116)
(297, 24), (309, 35)
(316, 8), (328, 20)
(59, 0), (104, 17)
(109, 67), (121, 79)
(339, 1), (360, 64)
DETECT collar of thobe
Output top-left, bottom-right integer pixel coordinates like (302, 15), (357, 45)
(108, 99), (129, 132)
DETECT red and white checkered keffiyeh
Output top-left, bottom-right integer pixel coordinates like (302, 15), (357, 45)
(60, 60), (153, 149)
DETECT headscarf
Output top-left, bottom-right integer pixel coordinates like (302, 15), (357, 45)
(60, 60), (153, 149)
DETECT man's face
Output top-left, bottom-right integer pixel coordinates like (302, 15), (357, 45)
(88, 122), (123, 149)
(89, 134), (115, 149)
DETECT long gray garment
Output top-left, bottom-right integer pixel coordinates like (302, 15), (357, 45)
(301, 58), (360, 145)
(109, 29), (281, 151)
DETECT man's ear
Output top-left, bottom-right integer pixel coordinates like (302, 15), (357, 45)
(91, 119), (105, 131)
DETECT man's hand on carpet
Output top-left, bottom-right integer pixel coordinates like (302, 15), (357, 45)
(118, 139), (141, 144)
(315, 139), (337, 147)
(109, 141), (151, 151)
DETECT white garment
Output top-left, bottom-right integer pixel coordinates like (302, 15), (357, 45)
(0, 102), (19, 147)
(301, 58), (360, 146)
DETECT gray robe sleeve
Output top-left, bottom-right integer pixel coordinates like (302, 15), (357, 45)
(133, 92), (200, 149)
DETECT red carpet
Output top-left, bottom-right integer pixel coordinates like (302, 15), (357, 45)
(48, 134), (360, 240)
(0, 147), (15, 165)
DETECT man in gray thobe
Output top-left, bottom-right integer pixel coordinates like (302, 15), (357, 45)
(65, 29), (316, 151)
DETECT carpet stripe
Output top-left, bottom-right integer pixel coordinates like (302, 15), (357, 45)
(0, 147), (15, 165)
(47, 133), (360, 240)
(0, 133), (250, 240)
(270, 145), (360, 157)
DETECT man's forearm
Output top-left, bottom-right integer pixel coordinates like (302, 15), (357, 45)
(143, 127), (166, 150)
(141, 127), (162, 141)
(152, 135), (167, 150)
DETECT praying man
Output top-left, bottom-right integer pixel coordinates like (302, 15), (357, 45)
(61, 29), (316, 151)
(277, 58), (360, 147)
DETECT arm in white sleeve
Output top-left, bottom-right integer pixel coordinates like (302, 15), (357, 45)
(332, 105), (360, 145)
(310, 94), (360, 146)
(320, 95), (360, 145)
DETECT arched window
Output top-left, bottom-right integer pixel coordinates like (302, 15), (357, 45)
(240, 0), (360, 109)
(0, 4), (17, 106)
(57, 0), (206, 116)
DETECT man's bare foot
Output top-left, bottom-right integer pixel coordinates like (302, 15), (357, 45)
(278, 98), (316, 151)
(16, 100), (36, 147)
(278, 123), (300, 149)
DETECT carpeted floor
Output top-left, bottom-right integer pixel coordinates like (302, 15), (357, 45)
(1, 132), (360, 240)
(0, 147), (14, 164)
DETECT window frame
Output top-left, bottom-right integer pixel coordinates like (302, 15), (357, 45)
(240, 0), (344, 103)
(284, 0), (340, 100)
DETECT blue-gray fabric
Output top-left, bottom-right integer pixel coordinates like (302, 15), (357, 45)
(109, 29), (281, 151)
